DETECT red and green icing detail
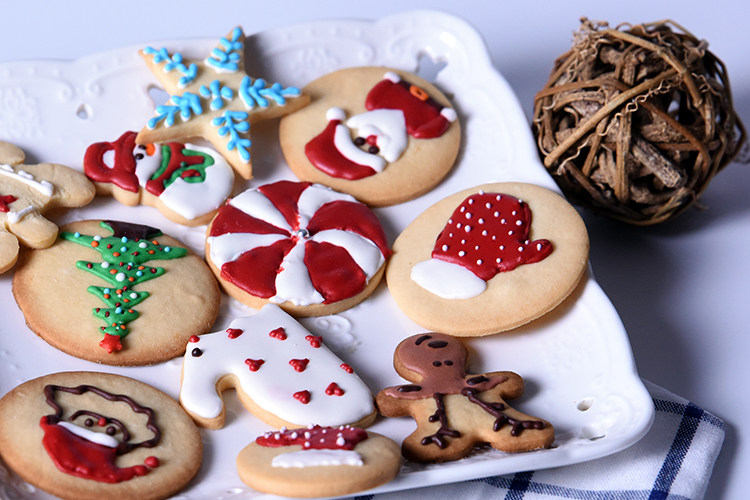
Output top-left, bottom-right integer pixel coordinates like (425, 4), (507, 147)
(256, 425), (368, 450)
(0, 194), (17, 212)
(40, 383), (161, 483)
(431, 192), (552, 281)
(60, 221), (188, 353)
(83, 130), (214, 195)
(208, 180), (390, 303)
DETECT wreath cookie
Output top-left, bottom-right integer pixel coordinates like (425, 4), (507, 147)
(0, 141), (95, 273)
(386, 182), (589, 336)
(0, 371), (202, 500)
(205, 180), (391, 317)
(279, 67), (460, 206)
(12, 219), (220, 365)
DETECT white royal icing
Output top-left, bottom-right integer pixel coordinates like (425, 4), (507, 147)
(346, 109), (408, 163)
(57, 421), (119, 448)
(6, 205), (33, 224)
(411, 257), (487, 299)
(179, 304), (374, 426)
(333, 122), (386, 172)
(271, 449), (364, 468)
(0, 163), (54, 197)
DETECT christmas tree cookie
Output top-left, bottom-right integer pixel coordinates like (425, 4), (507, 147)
(84, 131), (235, 226)
(12, 220), (220, 365)
(137, 27), (310, 179)
(386, 182), (589, 336)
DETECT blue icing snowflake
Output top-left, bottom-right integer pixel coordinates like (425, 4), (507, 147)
(143, 46), (198, 88)
(239, 76), (301, 109)
(205, 27), (243, 73)
(212, 111), (251, 162)
(147, 93), (203, 128)
(200, 80), (234, 111)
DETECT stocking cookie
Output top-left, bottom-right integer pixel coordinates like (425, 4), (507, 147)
(376, 333), (554, 462)
(12, 220), (220, 365)
(205, 180), (391, 317)
(386, 182), (589, 335)
(137, 26), (309, 179)
(84, 131), (234, 226)
(280, 67), (460, 206)
(0, 141), (95, 273)
(180, 303), (376, 429)
(0, 371), (202, 500)
(236, 425), (401, 497)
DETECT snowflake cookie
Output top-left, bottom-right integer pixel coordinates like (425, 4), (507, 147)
(0, 141), (95, 273)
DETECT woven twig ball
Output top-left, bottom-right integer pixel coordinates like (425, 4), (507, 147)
(533, 19), (746, 225)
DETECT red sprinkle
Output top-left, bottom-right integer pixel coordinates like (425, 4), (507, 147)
(325, 382), (345, 396)
(289, 358), (310, 372)
(269, 327), (287, 340)
(188, 335), (200, 343)
(97, 417), (107, 427)
(226, 328), (244, 339)
(99, 333), (123, 354)
(340, 363), (354, 374)
(144, 456), (160, 468)
(305, 335), (323, 348)
(245, 358), (265, 372)
(293, 390), (311, 404)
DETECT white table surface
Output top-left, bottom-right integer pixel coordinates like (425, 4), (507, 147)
(1, 1), (747, 499)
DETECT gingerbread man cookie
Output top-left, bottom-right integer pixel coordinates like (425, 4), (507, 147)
(386, 182), (589, 335)
(280, 67), (460, 206)
(236, 425), (401, 497)
(180, 304), (376, 429)
(137, 26), (310, 179)
(84, 131), (235, 226)
(376, 333), (554, 462)
(0, 141), (95, 273)
(0, 371), (202, 500)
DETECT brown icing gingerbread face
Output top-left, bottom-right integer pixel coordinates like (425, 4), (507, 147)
(376, 333), (554, 462)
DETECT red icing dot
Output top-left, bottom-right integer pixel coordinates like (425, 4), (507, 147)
(144, 456), (160, 468)
(97, 417), (107, 427)
(245, 358), (265, 372)
(269, 327), (287, 340)
(226, 328), (244, 339)
(188, 335), (200, 343)
(133, 465), (149, 476)
(305, 335), (322, 348)
(293, 390), (311, 404)
(289, 358), (310, 372)
(325, 382), (345, 396)
(340, 363), (354, 374)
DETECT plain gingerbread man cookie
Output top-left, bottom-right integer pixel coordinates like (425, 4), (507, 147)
(376, 333), (554, 463)
(0, 141), (95, 273)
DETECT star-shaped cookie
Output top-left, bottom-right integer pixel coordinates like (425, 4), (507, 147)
(137, 27), (310, 179)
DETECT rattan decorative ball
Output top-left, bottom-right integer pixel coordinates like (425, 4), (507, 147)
(532, 19), (746, 225)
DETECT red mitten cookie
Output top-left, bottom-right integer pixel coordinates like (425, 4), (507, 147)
(376, 333), (554, 463)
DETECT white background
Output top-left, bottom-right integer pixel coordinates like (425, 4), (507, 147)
(1, 1), (748, 499)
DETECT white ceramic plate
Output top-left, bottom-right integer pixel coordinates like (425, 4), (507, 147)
(0, 11), (654, 499)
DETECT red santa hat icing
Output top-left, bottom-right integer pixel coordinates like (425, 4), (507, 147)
(83, 130), (142, 193)
(365, 71), (457, 139)
(411, 191), (552, 299)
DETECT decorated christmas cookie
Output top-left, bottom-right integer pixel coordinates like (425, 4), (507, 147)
(0, 141), (95, 273)
(84, 131), (234, 226)
(279, 67), (460, 206)
(137, 26), (309, 179)
(376, 333), (554, 462)
(205, 180), (391, 317)
(180, 303), (376, 429)
(12, 220), (220, 365)
(386, 182), (589, 336)
(236, 425), (401, 497)
(0, 371), (202, 500)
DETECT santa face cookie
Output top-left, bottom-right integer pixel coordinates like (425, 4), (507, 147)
(180, 303), (376, 429)
(137, 27), (310, 179)
(236, 425), (401, 497)
(12, 220), (220, 365)
(279, 67), (460, 206)
(205, 180), (391, 317)
(84, 131), (234, 226)
(386, 182), (589, 335)
(0, 141), (95, 273)
(0, 371), (202, 500)
(376, 333), (554, 462)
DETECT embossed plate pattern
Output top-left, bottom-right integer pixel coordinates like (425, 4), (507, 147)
(0, 11), (654, 499)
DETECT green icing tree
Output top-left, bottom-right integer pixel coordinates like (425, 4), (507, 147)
(60, 220), (188, 353)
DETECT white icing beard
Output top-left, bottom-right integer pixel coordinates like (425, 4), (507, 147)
(179, 304), (375, 427)
(57, 421), (120, 448)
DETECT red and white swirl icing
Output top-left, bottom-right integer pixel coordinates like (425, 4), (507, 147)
(207, 180), (390, 306)
(180, 304), (374, 427)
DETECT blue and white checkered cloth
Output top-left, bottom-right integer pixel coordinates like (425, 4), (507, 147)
(360, 381), (725, 500)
